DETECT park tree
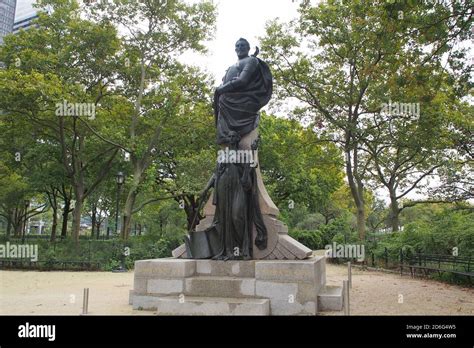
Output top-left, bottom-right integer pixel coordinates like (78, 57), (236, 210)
(83, 0), (217, 239)
(154, 96), (216, 231)
(0, 0), (123, 243)
(84, 181), (115, 239)
(359, 74), (455, 232)
(258, 113), (344, 213)
(260, 0), (473, 239)
(430, 103), (473, 204)
(0, 111), (50, 238)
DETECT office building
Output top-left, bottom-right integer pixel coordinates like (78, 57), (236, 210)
(13, 0), (37, 34)
(0, 0), (17, 45)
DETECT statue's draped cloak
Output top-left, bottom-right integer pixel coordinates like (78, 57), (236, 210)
(214, 57), (273, 144)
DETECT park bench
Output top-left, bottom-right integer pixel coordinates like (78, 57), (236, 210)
(399, 252), (473, 282)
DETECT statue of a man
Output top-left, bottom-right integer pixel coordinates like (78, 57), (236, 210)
(184, 38), (273, 260)
(214, 38), (273, 144)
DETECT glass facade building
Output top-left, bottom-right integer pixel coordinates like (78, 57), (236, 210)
(13, 0), (37, 34)
(0, 0), (17, 45)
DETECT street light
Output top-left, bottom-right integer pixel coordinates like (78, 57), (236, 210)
(115, 171), (124, 236)
(22, 199), (30, 243)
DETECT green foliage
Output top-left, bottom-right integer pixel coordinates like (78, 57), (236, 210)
(260, 114), (344, 212)
(288, 229), (322, 250)
(0, 235), (184, 271)
(319, 215), (354, 246)
(371, 207), (474, 258)
(288, 213), (355, 250)
(260, 0), (473, 238)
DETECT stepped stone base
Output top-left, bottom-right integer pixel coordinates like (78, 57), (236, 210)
(132, 295), (270, 315)
(317, 285), (344, 311)
(130, 256), (343, 315)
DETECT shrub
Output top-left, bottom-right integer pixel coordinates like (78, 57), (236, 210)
(288, 229), (322, 250)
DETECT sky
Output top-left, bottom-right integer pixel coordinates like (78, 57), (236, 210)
(181, 0), (300, 85)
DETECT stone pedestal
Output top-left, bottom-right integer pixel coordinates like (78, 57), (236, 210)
(129, 256), (343, 315)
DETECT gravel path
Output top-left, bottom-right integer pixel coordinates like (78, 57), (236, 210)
(0, 264), (472, 315)
(0, 270), (142, 315)
(322, 264), (473, 315)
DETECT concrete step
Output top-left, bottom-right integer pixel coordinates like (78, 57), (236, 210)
(317, 285), (343, 311)
(195, 259), (255, 277)
(184, 276), (256, 298)
(132, 295), (270, 315)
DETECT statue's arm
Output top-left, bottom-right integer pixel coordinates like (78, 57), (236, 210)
(202, 173), (216, 193)
(217, 57), (258, 94)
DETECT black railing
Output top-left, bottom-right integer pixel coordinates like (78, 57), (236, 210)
(400, 251), (473, 282)
(0, 259), (102, 271)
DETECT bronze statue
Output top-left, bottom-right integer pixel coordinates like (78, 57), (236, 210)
(214, 38), (272, 144)
(184, 38), (273, 260)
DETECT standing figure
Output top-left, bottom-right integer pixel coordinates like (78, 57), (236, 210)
(185, 38), (273, 260)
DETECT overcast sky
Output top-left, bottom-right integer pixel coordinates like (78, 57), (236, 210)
(181, 0), (300, 85)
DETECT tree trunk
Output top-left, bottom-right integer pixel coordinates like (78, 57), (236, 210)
(356, 207), (366, 240)
(121, 164), (146, 240)
(14, 207), (22, 237)
(356, 180), (366, 240)
(91, 208), (97, 239)
(389, 193), (400, 232)
(71, 194), (84, 244)
(22, 209), (27, 237)
(121, 189), (137, 240)
(50, 207), (58, 242)
(61, 199), (70, 238)
(47, 190), (59, 242)
(345, 146), (366, 240)
(6, 215), (12, 238)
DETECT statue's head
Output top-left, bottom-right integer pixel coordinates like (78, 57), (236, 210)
(227, 130), (241, 148)
(235, 38), (250, 59)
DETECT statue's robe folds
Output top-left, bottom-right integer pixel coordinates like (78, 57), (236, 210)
(185, 55), (273, 260)
(214, 55), (273, 144)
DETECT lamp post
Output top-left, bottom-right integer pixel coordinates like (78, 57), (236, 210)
(112, 172), (127, 273)
(22, 199), (30, 243)
(115, 171), (124, 237)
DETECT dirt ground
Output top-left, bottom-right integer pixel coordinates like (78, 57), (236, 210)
(322, 264), (473, 315)
(0, 264), (472, 315)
